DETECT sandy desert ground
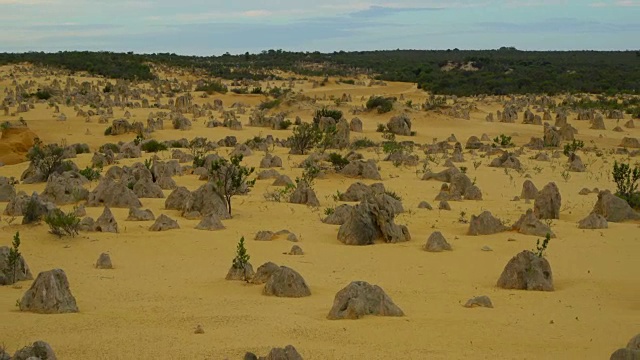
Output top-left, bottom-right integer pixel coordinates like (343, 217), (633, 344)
(0, 64), (639, 359)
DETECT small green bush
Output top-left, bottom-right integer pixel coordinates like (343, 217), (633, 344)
(232, 236), (250, 271)
(195, 81), (228, 94)
(493, 134), (514, 148)
(79, 166), (102, 181)
(313, 107), (343, 124)
(351, 137), (377, 149)
(366, 96), (394, 114)
(45, 208), (81, 238)
(259, 99), (281, 110)
(230, 87), (249, 94)
(563, 139), (584, 159)
(141, 139), (168, 153)
(328, 153), (350, 171)
(613, 161), (640, 208)
(278, 119), (293, 130)
(104, 126), (112, 136)
(26, 141), (65, 180)
(534, 233), (551, 257)
(250, 87), (263, 94)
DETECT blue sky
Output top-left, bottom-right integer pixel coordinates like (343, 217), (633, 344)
(0, 0), (638, 55)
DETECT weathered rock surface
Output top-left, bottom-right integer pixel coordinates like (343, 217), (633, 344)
(497, 250), (554, 291)
(94, 206), (118, 233)
(19, 268), (79, 313)
(327, 281), (404, 320)
(126, 207), (155, 221)
(263, 266), (311, 298)
(533, 182), (561, 220)
(512, 209), (556, 237)
(149, 214), (179, 231)
(424, 231), (452, 252)
(0, 245), (33, 285)
(468, 211), (508, 235)
(95, 253), (113, 269)
(337, 194), (410, 245)
(591, 190), (640, 222)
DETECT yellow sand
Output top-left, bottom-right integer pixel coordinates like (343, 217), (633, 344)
(0, 64), (638, 359)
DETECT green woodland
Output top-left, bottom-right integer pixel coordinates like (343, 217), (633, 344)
(0, 49), (639, 96)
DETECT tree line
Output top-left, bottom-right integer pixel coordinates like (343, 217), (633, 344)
(0, 48), (638, 96)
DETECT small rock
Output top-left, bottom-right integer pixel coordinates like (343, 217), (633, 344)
(289, 245), (304, 255)
(95, 253), (113, 269)
(464, 295), (493, 308)
(194, 325), (205, 334)
(481, 246), (493, 251)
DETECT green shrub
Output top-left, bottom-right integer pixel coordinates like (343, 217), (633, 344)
(45, 208), (80, 238)
(313, 107), (343, 124)
(288, 123), (322, 155)
(209, 155), (256, 215)
(195, 81), (228, 94)
(279, 119), (292, 130)
(534, 233), (551, 257)
(376, 123), (387, 132)
(141, 139), (168, 153)
(4, 231), (23, 284)
(232, 236), (251, 280)
(563, 139), (584, 159)
(230, 87), (249, 94)
(351, 137), (377, 149)
(23, 197), (44, 224)
(26, 141), (65, 180)
(104, 126), (112, 136)
(250, 87), (263, 94)
(613, 161), (640, 208)
(79, 166), (102, 181)
(73, 143), (90, 154)
(34, 89), (52, 100)
(259, 99), (281, 110)
(366, 96), (394, 114)
(493, 134), (514, 148)
(328, 153), (350, 171)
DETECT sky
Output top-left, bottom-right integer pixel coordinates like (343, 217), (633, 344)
(0, 0), (638, 55)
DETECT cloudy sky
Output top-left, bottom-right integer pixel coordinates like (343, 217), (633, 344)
(0, 0), (638, 55)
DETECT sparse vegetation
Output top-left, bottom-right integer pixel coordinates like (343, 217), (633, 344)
(493, 134), (514, 148)
(534, 233), (552, 258)
(264, 183), (295, 202)
(351, 137), (377, 149)
(26, 140), (65, 180)
(5, 231), (23, 284)
(563, 139), (584, 160)
(327, 153), (350, 171)
(232, 236), (250, 279)
(44, 208), (80, 238)
(79, 166), (102, 181)
(195, 80), (228, 94)
(141, 139), (168, 153)
(208, 155), (256, 215)
(366, 96), (394, 114)
(288, 122), (322, 155)
(189, 137), (208, 168)
(612, 161), (640, 208)
(313, 107), (343, 124)
(298, 161), (321, 187)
